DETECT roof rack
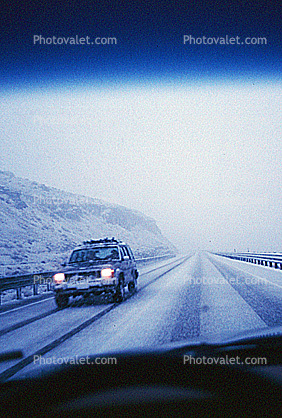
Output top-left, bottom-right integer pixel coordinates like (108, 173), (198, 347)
(83, 237), (120, 245)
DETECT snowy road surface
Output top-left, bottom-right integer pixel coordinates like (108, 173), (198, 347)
(1, 253), (282, 380)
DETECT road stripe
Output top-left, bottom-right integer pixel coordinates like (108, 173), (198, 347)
(0, 256), (190, 381)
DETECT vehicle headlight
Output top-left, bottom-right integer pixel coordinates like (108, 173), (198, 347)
(101, 268), (115, 278)
(53, 273), (65, 284)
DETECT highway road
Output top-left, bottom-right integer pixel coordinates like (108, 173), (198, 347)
(1, 252), (282, 381)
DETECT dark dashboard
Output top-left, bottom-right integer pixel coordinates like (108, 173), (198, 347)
(1, 333), (282, 417)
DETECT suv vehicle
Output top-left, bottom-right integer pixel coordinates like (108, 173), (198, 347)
(53, 238), (139, 308)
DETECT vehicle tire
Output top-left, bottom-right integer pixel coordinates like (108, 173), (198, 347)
(55, 293), (69, 309)
(113, 281), (124, 303)
(128, 278), (137, 293)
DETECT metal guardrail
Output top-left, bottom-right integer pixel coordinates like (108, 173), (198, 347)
(0, 255), (175, 304)
(0, 271), (55, 304)
(135, 254), (174, 264)
(215, 252), (282, 270)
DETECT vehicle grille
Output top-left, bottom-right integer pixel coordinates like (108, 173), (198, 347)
(66, 270), (101, 282)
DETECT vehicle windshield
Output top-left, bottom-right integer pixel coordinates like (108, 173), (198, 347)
(69, 247), (120, 263)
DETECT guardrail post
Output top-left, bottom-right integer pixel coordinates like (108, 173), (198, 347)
(16, 287), (22, 300)
(33, 283), (38, 296)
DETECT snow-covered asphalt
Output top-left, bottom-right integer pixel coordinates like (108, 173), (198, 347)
(1, 253), (282, 380)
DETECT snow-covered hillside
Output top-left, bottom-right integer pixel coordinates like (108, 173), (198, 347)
(0, 171), (176, 276)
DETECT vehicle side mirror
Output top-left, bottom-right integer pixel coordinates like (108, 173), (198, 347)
(61, 262), (66, 267)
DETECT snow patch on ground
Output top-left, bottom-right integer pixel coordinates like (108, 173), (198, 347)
(0, 171), (176, 276)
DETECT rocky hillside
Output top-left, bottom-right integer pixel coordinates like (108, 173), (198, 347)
(0, 171), (176, 276)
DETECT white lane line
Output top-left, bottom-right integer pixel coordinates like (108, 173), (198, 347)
(0, 297), (53, 316)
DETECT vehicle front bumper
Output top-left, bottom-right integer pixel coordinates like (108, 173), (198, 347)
(54, 280), (118, 297)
